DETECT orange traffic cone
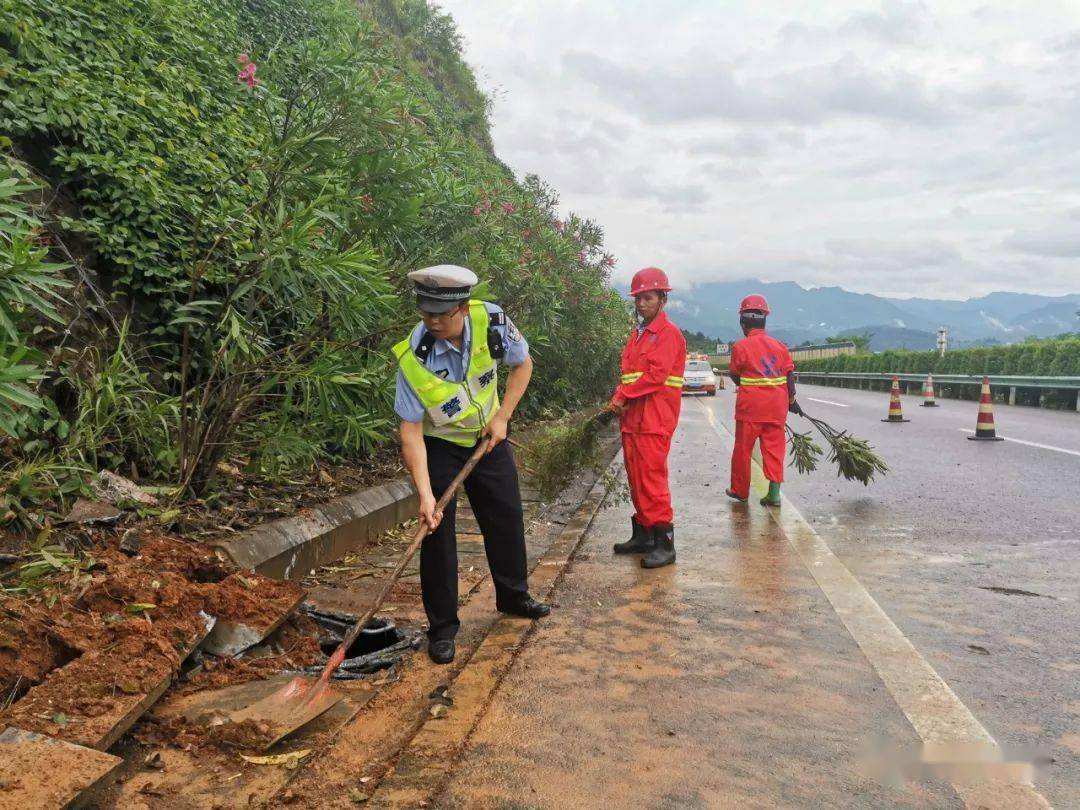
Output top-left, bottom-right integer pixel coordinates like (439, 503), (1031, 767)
(967, 376), (1003, 441)
(881, 376), (910, 423)
(921, 374), (938, 407)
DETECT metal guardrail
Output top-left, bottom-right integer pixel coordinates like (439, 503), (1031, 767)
(794, 371), (1080, 411)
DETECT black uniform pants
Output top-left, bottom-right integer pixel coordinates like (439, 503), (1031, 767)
(422, 435), (529, 640)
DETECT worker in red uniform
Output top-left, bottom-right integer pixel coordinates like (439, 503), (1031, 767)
(607, 267), (686, 568)
(726, 295), (802, 507)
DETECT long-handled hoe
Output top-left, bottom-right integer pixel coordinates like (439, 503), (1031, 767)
(225, 442), (489, 749)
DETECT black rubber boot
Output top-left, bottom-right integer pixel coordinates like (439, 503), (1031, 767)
(641, 524), (676, 569)
(613, 516), (655, 554)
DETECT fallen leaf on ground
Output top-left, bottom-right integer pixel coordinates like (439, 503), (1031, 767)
(240, 749), (311, 767)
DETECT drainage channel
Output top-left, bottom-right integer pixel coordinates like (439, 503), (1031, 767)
(297, 605), (423, 680)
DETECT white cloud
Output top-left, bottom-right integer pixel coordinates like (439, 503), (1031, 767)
(439, 0), (1080, 299)
(1004, 211), (1080, 258)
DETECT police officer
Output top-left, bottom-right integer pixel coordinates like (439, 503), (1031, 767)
(726, 295), (800, 507)
(394, 265), (550, 665)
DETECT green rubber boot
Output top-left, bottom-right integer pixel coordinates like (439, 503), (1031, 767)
(760, 481), (782, 507)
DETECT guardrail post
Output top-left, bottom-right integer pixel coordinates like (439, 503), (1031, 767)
(1008, 386), (1017, 406)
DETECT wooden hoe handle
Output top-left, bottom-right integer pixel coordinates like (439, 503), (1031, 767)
(315, 442), (488, 684)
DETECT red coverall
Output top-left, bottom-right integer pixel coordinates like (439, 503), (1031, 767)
(613, 311), (687, 527)
(728, 329), (795, 499)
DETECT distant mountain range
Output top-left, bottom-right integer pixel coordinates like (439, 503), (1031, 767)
(644, 280), (1080, 350)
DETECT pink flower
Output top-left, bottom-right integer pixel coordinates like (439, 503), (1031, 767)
(481, 198), (492, 210)
(472, 206), (483, 216)
(502, 201), (515, 214)
(238, 53), (250, 65)
(604, 256), (616, 267)
(238, 61), (259, 87)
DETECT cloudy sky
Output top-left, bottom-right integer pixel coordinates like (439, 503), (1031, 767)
(437, 0), (1080, 300)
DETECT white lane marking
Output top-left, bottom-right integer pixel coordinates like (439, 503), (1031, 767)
(958, 428), (1080, 458)
(697, 400), (1050, 808)
(806, 396), (850, 408)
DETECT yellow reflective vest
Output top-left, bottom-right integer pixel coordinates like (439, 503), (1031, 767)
(393, 301), (500, 447)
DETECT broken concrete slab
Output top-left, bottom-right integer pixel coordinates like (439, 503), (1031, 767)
(200, 583), (305, 657)
(213, 478), (417, 580)
(2, 612), (214, 751)
(0, 726), (123, 810)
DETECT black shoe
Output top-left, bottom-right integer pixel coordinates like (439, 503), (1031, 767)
(641, 525), (676, 569)
(428, 639), (455, 665)
(499, 595), (551, 619)
(613, 517), (655, 554)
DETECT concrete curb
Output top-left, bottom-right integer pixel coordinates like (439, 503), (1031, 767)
(211, 478), (417, 580)
(366, 449), (624, 808)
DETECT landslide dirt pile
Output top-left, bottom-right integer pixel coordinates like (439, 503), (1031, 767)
(0, 532), (313, 744)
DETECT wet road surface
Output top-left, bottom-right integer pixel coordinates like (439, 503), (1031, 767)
(767, 384), (1080, 807)
(432, 387), (1080, 808)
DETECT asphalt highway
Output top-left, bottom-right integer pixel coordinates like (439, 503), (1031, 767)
(434, 384), (1077, 808)
(708, 383), (1080, 807)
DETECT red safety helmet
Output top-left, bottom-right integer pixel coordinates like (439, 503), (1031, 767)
(629, 266), (672, 296)
(738, 294), (770, 315)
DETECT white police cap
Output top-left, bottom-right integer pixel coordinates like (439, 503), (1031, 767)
(408, 264), (478, 313)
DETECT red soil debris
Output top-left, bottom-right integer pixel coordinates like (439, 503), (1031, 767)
(0, 596), (84, 699)
(0, 531), (309, 745)
(201, 572), (302, 630)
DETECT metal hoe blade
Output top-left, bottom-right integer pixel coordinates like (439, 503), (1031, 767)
(224, 675), (342, 750)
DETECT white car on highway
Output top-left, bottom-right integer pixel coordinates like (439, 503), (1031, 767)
(682, 359), (721, 396)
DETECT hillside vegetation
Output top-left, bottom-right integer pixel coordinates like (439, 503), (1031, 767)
(0, 0), (626, 528)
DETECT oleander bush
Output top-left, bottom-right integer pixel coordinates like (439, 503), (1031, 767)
(0, 0), (626, 521)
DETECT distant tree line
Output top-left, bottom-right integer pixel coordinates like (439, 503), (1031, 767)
(797, 336), (1080, 376)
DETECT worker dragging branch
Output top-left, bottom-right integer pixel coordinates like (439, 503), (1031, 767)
(726, 295), (801, 507)
(607, 267), (686, 568)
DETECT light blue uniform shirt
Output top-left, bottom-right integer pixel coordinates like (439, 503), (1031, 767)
(394, 302), (530, 423)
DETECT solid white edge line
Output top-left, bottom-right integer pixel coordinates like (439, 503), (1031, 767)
(806, 397), (850, 408)
(697, 400), (1052, 809)
(958, 428), (1080, 458)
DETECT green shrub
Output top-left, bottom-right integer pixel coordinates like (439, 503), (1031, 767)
(0, 157), (70, 438)
(798, 338), (1080, 377)
(0, 0), (626, 513)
